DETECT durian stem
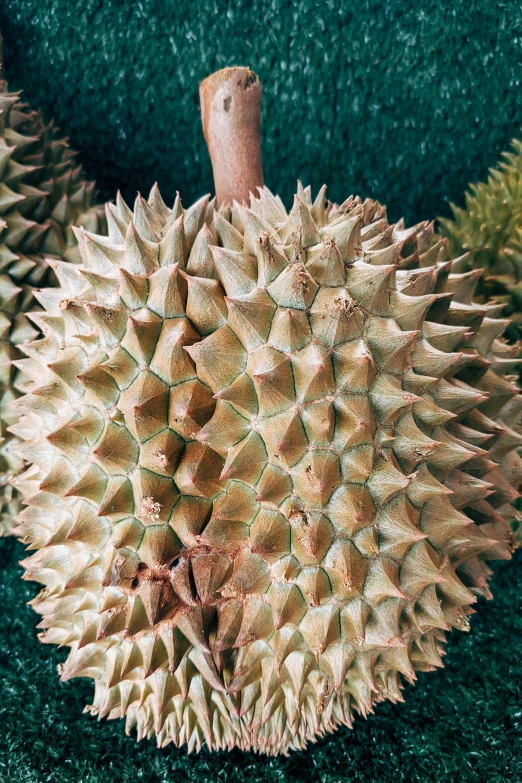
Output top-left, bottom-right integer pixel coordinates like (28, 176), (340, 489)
(200, 67), (264, 207)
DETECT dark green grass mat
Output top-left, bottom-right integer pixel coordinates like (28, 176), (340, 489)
(1, 537), (521, 783)
(2, 1), (522, 225)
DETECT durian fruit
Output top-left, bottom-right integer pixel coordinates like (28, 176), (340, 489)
(10, 186), (522, 754)
(10, 68), (522, 755)
(0, 79), (105, 535)
(439, 136), (522, 344)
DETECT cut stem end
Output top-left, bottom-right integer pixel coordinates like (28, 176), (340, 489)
(200, 67), (264, 208)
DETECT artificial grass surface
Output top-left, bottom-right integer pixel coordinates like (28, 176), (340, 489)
(0, 536), (521, 783)
(1, 1), (522, 225)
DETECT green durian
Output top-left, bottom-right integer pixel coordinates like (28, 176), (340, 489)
(439, 136), (522, 344)
(9, 178), (521, 755)
(0, 79), (105, 535)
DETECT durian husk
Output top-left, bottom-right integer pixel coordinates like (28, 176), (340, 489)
(10, 183), (521, 755)
(438, 135), (522, 542)
(0, 80), (105, 535)
(438, 136), (522, 345)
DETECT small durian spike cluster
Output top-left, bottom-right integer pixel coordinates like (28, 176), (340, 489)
(9, 170), (522, 754)
(439, 136), (522, 346)
(0, 77), (106, 535)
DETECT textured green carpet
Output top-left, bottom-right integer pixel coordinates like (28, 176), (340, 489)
(1, 1), (522, 224)
(1, 536), (521, 783)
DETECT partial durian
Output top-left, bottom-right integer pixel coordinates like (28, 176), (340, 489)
(439, 136), (522, 345)
(0, 80), (105, 535)
(9, 179), (522, 754)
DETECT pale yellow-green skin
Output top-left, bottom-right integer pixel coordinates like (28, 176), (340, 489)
(11, 184), (522, 754)
(438, 137), (522, 544)
(0, 80), (105, 534)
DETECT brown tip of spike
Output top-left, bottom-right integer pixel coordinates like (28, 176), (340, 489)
(200, 67), (264, 208)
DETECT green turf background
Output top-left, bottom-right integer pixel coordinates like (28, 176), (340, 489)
(1, 538), (521, 783)
(2, 0), (522, 224)
(1, 2), (522, 780)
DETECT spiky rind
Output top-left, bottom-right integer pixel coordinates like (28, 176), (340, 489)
(0, 80), (105, 534)
(10, 183), (521, 754)
(439, 136), (522, 347)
